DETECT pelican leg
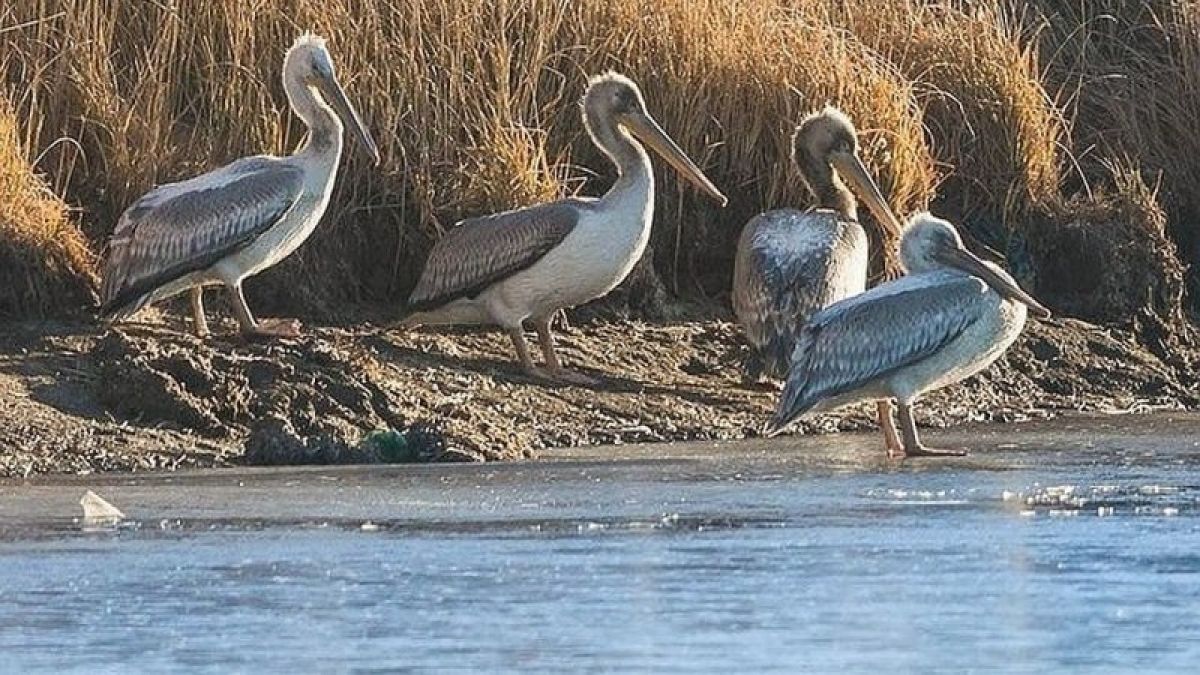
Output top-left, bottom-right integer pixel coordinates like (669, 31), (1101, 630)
(506, 325), (568, 384)
(897, 401), (966, 458)
(877, 400), (904, 459)
(189, 286), (210, 338)
(227, 281), (301, 339)
(534, 316), (599, 387)
(508, 327), (540, 376)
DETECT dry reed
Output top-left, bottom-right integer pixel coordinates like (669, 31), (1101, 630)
(0, 98), (95, 319)
(0, 0), (1194, 325)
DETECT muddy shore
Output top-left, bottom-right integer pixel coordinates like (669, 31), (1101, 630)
(0, 308), (1196, 477)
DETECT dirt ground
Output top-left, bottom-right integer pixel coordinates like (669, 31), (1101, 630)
(1, 307), (1197, 477)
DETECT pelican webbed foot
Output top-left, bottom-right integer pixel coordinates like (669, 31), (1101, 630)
(902, 445), (967, 458)
(526, 315), (601, 387)
(227, 283), (300, 340)
(896, 400), (966, 460)
(545, 367), (601, 387)
(243, 318), (303, 340)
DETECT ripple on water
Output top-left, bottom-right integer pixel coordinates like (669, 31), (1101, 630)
(1000, 482), (1195, 517)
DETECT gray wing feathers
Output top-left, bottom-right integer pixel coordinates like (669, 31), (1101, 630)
(100, 162), (304, 315)
(407, 200), (583, 311)
(781, 274), (990, 415)
(733, 211), (847, 378)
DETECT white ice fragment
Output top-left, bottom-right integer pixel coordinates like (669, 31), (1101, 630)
(80, 490), (125, 524)
(1162, 507), (1180, 517)
(360, 521), (380, 532)
(1019, 510), (1036, 517)
(1048, 509), (1078, 517)
(1097, 507), (1115, 517)
(1002, 491), (1019, 502)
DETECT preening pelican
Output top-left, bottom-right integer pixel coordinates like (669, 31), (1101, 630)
(733, 107), (902, 452)
(401, 72), (727, 385)
(99, 33), (380, 339)
(765, 213), (1050, 458)
(733, 107), (901, 380)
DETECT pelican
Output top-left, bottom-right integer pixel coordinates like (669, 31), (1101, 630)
(98, 33), (380, 339)
(733, 107), (903, 449)
(400, 72), (727, 385)
(764, 213), (1050, 457)
(734, 108), (903, 379)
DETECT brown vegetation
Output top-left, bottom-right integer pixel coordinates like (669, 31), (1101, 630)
(0, 99), (95, 318)
(0, 0), (1195, 327)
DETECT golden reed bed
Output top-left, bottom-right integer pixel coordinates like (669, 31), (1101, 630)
(0, 0), (1194, 327)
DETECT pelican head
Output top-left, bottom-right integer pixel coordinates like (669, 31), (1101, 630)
(793, 107), (902, 240)
(583, 72), (727, 206)
(902, 213), (1050, 318)
(284, 33), (381, 165)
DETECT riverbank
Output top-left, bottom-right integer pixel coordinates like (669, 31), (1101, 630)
(0, 310), (1196, 477)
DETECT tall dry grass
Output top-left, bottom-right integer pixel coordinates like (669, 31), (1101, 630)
(0, 0), (933, 316)
(0, 0), (1194, 325)
(824, 2), (1062, 234)
(0, 99), (95, 318)
(1025, 0), (1200, 303)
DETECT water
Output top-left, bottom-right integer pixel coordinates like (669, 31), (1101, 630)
(1, 414), (1199, 672)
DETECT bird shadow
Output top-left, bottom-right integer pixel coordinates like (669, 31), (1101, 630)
(0, 319), (114, 421)
(366, 332), (759, 409)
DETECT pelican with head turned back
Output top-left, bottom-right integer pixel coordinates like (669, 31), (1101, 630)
(401, 72), (727, 385)
(99, 33), (380, 339)
(732, 107), (903, 450)
(765, 213), (1051, 458)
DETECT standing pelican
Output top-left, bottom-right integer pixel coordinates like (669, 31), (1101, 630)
(765, 213), (1050, 458)
(401, 72), (727, 385)
(99, 33), (380, 338)
(733, 107), (903, 452)
(733, 107), (902, 381)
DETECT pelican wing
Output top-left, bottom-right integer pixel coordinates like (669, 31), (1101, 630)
(100, 157), (305, 317)
(733, 210), (861, 377)
(407, 199), (588, 311)
(778, 271), (990, 417)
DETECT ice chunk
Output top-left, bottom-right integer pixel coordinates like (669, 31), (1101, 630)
(80, 490), (125, 525)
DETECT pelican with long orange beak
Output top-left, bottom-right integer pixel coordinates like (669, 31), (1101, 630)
(401, 72), (727, 385)
(766, 213), (1050, 458)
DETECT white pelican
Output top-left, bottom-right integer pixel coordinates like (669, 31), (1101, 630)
(400, 72), (727, 385)
(99, 33), (380, 339)
(733, 107), (902, 451)
(765, 213), (1050, 458)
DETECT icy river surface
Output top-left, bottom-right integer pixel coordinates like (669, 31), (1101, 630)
(1, 413), (1199, 672)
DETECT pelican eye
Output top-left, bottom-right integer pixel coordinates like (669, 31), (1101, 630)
(311, 58), (333, 78)
(615, 90), (638, 112)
